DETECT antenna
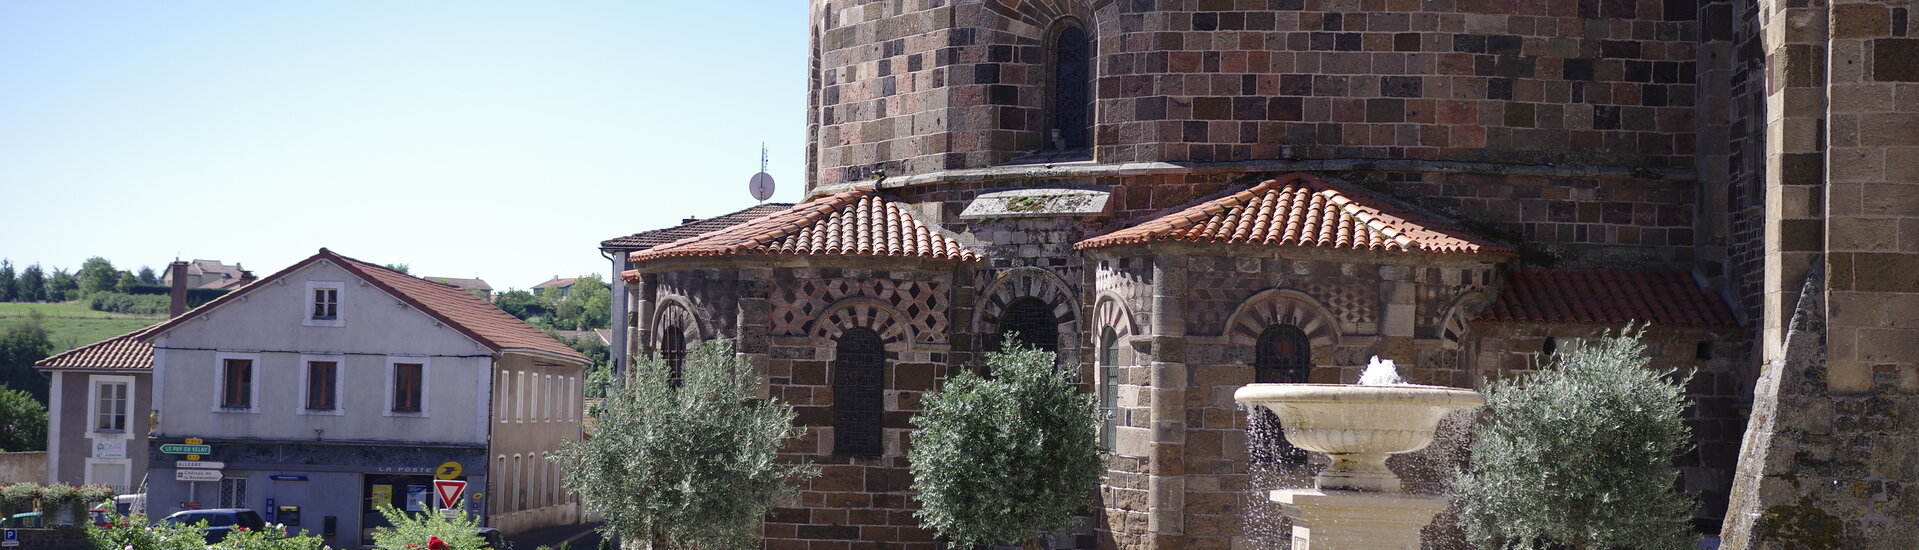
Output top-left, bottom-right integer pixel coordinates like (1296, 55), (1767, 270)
(748, 142), (776, 203)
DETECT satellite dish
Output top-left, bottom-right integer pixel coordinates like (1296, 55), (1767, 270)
(749, 172), (776, 202)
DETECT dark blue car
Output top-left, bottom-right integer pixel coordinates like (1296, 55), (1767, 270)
(161, 508), (266, 543)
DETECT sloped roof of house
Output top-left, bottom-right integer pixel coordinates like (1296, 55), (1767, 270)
(34, 324), (161, 370)
(622, 187), (980, 277)
(1473, 268), (1740, 327)
(140, 249), (588, 364)
(601, 203), (796, 250)
(531, 277), (579, 291)
(1075, 173), (1513, 256)
(425, 277), (493, 293)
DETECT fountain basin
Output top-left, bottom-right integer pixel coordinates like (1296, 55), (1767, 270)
(1235, 383), (1482, 492)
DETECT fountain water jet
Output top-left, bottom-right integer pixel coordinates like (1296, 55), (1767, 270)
(1234, 357), (1482, 550)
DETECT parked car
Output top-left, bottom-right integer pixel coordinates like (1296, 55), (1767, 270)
(160, 508), (266, 543)
(477, 527), (512, 550)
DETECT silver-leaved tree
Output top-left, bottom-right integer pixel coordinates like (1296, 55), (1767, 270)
(1452, 325), (1699, 550)
(909, 340), (1107, 549)
(554, 341), (817, 550)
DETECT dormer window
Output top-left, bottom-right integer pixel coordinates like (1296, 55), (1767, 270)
(305, 281), (345, 327)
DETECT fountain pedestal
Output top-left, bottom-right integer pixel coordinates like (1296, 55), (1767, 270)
(1235, 383), (1481, 550)
(1269, 489), (1448, 550)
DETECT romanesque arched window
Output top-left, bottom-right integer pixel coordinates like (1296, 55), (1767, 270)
(1255, 325), (1313, 384)
(1053, 24), (1091, 150)
(660, 325), (686, 385)
(1098, 327), (1120, 450)
(1000, 297), (1060, 353)
(833, 328), (885, 457)
(1254, 324), (1312, 465)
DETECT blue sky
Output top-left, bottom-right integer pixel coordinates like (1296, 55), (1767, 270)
(0, 2), (808, 290)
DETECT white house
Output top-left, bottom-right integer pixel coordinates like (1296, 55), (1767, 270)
(138, 249), (589, 546)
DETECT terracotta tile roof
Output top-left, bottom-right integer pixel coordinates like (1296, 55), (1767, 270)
(1075, 173), (1512, 256)
(141, 249), (589, 364)
(600, 203), (796, 250)
(531, 277), (579, 291)
(35, 324), (161, 370)
(624, 188), (980, 273)
(1473, 268), (1740, 328)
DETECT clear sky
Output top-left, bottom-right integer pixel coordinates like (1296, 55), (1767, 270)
(0, 1), (808, 291)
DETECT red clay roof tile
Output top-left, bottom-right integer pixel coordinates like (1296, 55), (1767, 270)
(600, 204), (795, 250)
(140, 249), (588, 363)
(623, 188), (979, 275)
(1473, 268), (1740, 327)
(1074, 173), (1512, 256)
(35, 324), (161, 370)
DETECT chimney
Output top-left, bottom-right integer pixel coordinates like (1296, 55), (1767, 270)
(169, 261), (189, 318)
(682, 216), (698, 224)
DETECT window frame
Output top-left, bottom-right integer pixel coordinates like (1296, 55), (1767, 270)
(86, 374), (135, 437)
(212, 352), (261, 413)
(1046, 20), (1093, 151)
(660, 325), (687, 385)
(299, 354), (345, 415)
(385, 357), (429, 417)
(1097, 328), (1120, 451)
(303, 281), (346, 327)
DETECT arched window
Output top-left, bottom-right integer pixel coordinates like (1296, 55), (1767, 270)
(833, 328), (885, 457)
(1098, 328), (1120, 450)
(1255, 325), (1313, 383)
(999, 297), (1059, 353)
(1053, 25), (1091, 150)
(660, 325), (686, 384)
(1253, 324), (1312, 465)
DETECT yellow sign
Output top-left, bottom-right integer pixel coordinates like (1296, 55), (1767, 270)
(187, 455), (200, 461)
(370, 485), (392, 510)
(185, 438), (203, 445)
(471, 492), (483, 501)
(434, 461), (463, 480)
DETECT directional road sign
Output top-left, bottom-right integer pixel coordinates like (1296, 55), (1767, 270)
(176, 469), (223, 482)
(160, 444), (212, 455)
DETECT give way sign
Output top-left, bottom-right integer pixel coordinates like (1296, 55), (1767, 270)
(433, 479), (468, 509)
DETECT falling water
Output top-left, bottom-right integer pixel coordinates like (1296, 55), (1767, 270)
(1241, 402), (1318, 549)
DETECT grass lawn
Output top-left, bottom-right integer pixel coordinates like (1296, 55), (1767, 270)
(0, 301), (163, 352)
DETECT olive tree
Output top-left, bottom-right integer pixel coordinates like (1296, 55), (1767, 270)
(909, 341), (1106, 548)
(553, 341), (815, 550)
(1452, 325), (1698, 550)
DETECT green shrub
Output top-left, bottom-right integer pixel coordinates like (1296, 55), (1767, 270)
(369, 506), (486, 550)
(38, 482), (75, 524)
(1451, 325), (1699, 550)
(219, 521), (328, 550)
(85, 512), (209, 550)
(0, 482), (34, 517)
(85, 293), (169, 315)
(908, 339), (1107, 548)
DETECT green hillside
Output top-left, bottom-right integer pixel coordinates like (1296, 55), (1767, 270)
(0, 301), (163, 353)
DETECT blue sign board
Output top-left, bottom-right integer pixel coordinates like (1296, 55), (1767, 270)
(265, 498), (276, 522)
(2, 527), (18, 547)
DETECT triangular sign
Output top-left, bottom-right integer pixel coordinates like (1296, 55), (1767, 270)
(433, 479), (467, 509)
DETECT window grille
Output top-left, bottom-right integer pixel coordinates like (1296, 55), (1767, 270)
(999, 297), (1059, 353)
(660, 326), (687, 385)
(833, 328), (885, 457)
(1098, 329), (1120, 451)
(1254, 325), (1313, 465)
(219, 478), (247, 508)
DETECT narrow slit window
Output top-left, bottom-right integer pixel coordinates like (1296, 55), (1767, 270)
(833, 328), (885, 457)
(1053, 25), (1091, 149)
(660, 326), (687, 385)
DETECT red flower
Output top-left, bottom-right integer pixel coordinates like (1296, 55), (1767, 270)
(235, 526), (246, 531)
(428, 536), (447, 550)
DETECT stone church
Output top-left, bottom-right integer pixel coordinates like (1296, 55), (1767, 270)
(599, 1), (1919, 548)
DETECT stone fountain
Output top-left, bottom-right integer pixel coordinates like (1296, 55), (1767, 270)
(1234, 357), (1483, 550)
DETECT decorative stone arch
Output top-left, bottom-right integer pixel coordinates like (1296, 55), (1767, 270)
(650, 295), (707, 349)
(976, 266), (1082, 361)
(808, 297), (913, 352)
(1436, 292), (1491, 351)
(1091, 292), (1139, 343)
(1223, 289), (1342, 349)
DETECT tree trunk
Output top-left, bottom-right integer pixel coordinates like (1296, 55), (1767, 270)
(1021, 536), (1044, 550)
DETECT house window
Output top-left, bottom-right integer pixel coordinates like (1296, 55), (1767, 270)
(391, 361), (425, 414)
(999, 297), (1059, 353)
(1098, 328), (1120, 451)
(1052, 24), (1091, 149)
(660, 326), (687, 384)
(304, 282), (345, 327)
(833, 328), (884, 457)
(306, 360), (338, 411)
(221, 358), (253, 409)
(219, 478), (248, 508)
(94, 379), (130, 432)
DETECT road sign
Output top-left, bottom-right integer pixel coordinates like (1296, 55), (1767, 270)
(176, 469), (223, 482)
(433, 479), (467, 509)
(2, 528), (18, 547)
(177, 461), (224, 469)
(435, 461), (463, 480)
(160, 444), (212, 454)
